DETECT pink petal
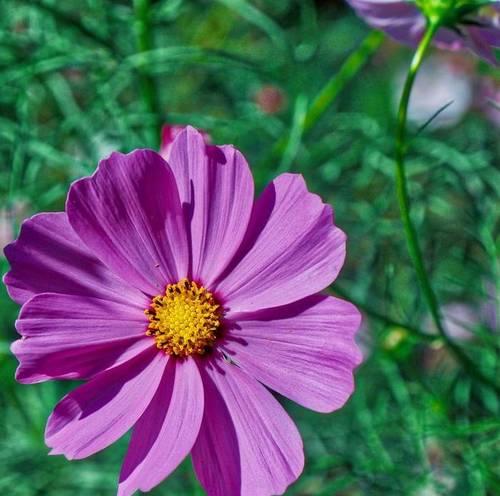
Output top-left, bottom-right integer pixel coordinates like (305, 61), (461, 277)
(192, 358), (304, 496)
(433, 26), (466, 51)
(118, 358), (204, 496)
(3, 212), (146, 306)
(13, 338), (151, 384)
(67, 150), (189, 296)
(347, 0), (424, 46)
(466, 26), (499, 66)
(46, 347), (165, 460)
(167, 127), (254, 286)
(216, 173), (346, 313)
(191, 363), (241, 496)
(223, 295), (362, 413)
(159, 125), (211, 160)
(476, 26), (500, 49)
(13, 293), (151, 383)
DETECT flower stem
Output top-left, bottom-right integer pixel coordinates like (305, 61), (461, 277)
(304, 30), (384, 133)
(134, 0), (161, 148)
(395, 22), (440, 332)
(395, 21), (499, 392)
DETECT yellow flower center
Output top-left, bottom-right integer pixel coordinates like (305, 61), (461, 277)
(145, 279), (221, 357)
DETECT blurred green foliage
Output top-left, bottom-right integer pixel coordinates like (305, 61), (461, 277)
(0, 1), (499, 495)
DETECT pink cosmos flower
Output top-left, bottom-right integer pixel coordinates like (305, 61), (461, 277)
(4, 127), (362, 496)
(347, 1), (500, 65)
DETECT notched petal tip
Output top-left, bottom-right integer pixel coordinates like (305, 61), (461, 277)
(2, 213), (54, 304)
(217, 171), (346, 312)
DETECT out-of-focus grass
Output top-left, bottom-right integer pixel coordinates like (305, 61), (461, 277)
(1, 1), (499, 495)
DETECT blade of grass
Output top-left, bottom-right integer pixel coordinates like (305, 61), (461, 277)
(133, 0), (161, 148)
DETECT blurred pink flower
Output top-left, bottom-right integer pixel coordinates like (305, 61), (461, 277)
(481, 280), (498, 331)
(424, 302), (480, 341)
(393, 55), (473, 128)
(476, 77), (500, 126)
(254, 85), (287, 114)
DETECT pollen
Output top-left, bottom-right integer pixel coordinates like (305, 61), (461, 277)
(145, 279), (222, 357)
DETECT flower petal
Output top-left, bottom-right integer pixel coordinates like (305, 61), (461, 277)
(466, 26), (499, 66)
(475, 26), (500, 49)
(67, 150), (189, 296)
(45, 347), (165, 460)
(118, 358), (204, 496)
(216, 173), (346, 312)
(3, 212), (146, 306)
(191, 364), (241, 496)
(159, 124), (211, 160)
(12, 337), (151, 384)
(167, 127), (254, 286)
(13, 293), (151, 383)
(223, 295), (362, 413)
(348, 0), (424, 45)
(192, 358), (304, 496)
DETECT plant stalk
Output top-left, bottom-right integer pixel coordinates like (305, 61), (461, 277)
(395, 20), (499, 392)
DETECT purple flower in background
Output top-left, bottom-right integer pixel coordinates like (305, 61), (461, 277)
(347, 1), (500, 65)
(4, 127), (361, 496)
(393, 54), (473, 128)
(424, 302), (481, 340)
(424, 285), (499, 342)
(476, 76), (500, 125)
(481, 280), (499, 331)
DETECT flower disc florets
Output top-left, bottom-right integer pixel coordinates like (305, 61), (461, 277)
(145, 279), (222, 357)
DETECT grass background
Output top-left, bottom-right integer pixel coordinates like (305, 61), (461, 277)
(0, 1), (499, 494)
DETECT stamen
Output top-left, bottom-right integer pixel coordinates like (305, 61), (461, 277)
(145, 278), (222, 357)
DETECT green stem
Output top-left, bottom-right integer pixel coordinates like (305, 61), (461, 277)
(134, 0), (161, 148)
(395, 22), (439, 329)
(304, 30), (384, 133)
(395, 21), (499, 392)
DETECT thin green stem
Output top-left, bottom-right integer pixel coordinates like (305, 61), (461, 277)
(134, 0), (161, 148)
(304, 30), (384, 133)
(395, 21), (499, 392)
(395, 22), (439, 332)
